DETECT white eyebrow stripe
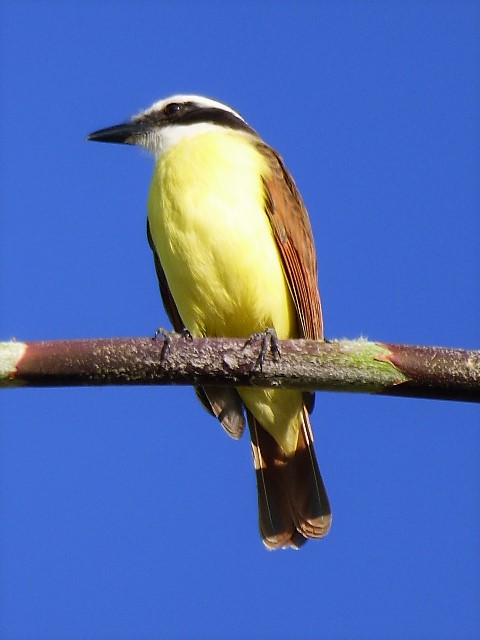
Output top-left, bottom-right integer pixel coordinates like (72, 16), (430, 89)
(136, 94), (246, 122)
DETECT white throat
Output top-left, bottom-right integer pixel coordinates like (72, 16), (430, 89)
(139, 122), (241, 159)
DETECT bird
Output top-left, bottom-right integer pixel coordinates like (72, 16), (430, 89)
(87, 94), (331, 548)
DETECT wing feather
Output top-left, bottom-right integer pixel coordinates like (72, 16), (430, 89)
(259, 143), (323, 341)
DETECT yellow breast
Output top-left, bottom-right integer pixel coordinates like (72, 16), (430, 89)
(147, 129), (298, 341)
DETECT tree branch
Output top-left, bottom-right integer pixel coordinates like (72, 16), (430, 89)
(1, 336), (478, 402)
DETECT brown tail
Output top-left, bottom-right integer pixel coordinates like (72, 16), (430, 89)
(247, 407), (331, 549)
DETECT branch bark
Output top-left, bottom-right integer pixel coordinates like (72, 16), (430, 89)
(1, 336), (478, 402)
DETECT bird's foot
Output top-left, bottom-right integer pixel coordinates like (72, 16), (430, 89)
(243, 327), (281, 371)
(152, 327), (192, 360)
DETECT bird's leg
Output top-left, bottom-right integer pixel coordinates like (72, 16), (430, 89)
(152, 327), (174, 360)
(152, 327), (192, 360)
(243, 327), (281, 371)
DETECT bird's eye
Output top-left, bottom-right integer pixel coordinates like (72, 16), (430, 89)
(164, 102), (183, 116)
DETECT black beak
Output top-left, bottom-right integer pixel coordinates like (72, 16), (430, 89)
(86, 120), (148, 144)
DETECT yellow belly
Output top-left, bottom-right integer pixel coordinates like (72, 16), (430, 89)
(148, 130), (303, 453)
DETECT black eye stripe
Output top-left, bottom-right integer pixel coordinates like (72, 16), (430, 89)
(177, 107), (254, 133)
(138, 102), (257, 136)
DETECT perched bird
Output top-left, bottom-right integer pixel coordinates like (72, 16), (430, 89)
(87, 95), (331, 548)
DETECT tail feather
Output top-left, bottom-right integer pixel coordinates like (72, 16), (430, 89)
(247, 408), (331, 549)
(248, 412), (295, 548)
(286, 407), (331, 540)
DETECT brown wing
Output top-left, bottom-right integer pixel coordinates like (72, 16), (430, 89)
(146, 221), (245, 439)
(259, 143), (323, 341)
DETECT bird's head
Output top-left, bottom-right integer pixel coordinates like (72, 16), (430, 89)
(87, 94), (256, 158)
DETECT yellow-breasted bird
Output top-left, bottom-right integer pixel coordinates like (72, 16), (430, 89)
(87, 95), (331, 548)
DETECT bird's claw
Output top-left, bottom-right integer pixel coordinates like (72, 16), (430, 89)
(152, 327), (192, 360)
(243, 327), (281, 371)
(152, 327), (174, 360)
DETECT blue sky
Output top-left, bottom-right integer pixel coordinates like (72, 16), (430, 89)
(0, 1), (479, 638)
